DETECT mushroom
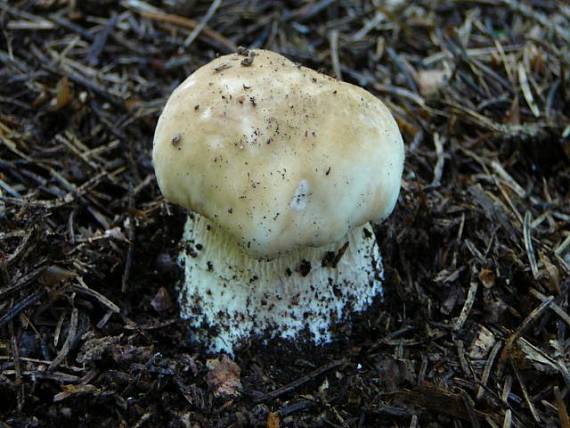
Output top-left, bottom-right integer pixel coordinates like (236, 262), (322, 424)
(152, 49), (404, 353)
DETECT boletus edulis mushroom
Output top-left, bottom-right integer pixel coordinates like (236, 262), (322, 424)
(152, 49), (404, 353)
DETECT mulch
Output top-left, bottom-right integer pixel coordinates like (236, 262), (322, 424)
(1, 0), (569, 427)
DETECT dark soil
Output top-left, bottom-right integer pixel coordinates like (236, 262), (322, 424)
(1, 1), (569, 427)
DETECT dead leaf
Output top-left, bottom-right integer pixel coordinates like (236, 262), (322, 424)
(416, 69), (449, 96)
(395, 117), (416, 139)
(504, 95), (520, 124)
(468, 324), (496, 359)
(206, 355), (242, 397)
(478, 268), (495, 289)
(50, 77), (72, 111)
(267, 411), (280, 428)
(53, 384), (100, 402)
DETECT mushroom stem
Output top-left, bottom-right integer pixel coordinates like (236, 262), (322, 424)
(178, 213), (384, 353)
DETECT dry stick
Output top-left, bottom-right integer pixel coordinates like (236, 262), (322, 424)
(491, 161), (526, 198)
(502, 409), (512, 428)
(555, 234), (570, 274)
(0, 262), (9, 287)
(502, 296), (554, 356)
(122, 185), (135, 293)
(455, 339), (471, 375)
(460, 390), (481, 428)
(517, 63), (540, 118)
(0, 178), (22, 198)
(54, 312), (66, 348)
(0, 120), (34, 162)
(4, 226), (34, 266)
(3, 370), (80, 383)
(554, 386), (570, 428)
(73, 278), (120, 313)
(23, 46), (124, 109)
(430, 133), (445, 187)
(454, 274), (478, 331)
(2, 169), (123, 210)
(9, 321), (24, 411)
(409, 415), (418, 428)
(497, 298), (554, 412)
(56, 134), (99, 171)
(486, 416), (500, 428)
(555, 234), (570, 257)
(523, 211), (540, 280)
(502, 0), (570, 44)
(422, 44), (523, 66)
(0, 265), (45, 300)
(373, 83), (426, 107)
(511, 360), (541, 422)
(183, 0), (224, 48)
(0, 355), (83, 370)
(329, 29), (342, 81)
(0, 290), (46, 328)
(49, 308), (78, 371)
(253, 359), (346, 403)
(87, 13), (118, 66)
(501, 375), (512, 403)
(417, 355), (428, 384)
(476, 341), (502, 400)
(386, 47), (418, 93)
(96, 310), (114, 329)
(0, 2), (53, 30)
(528, 288), (570, 328)
(137, 10), (236, 52)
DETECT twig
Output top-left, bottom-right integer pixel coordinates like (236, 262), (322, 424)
(502, 0), (570, 44)
(0, 289), (46, 328)
(502, 409), (512, 428)
(124, 2), (236, 52)
(430, 133), (445, 187)
(511, 360), (541, 422)
(528, 288), (570, 328)
(554, 386), (570, 428)
(517, 63), (540, 117)
(87, 13), (118, 66)
(476, 341), (502, 400)
(73, 278), (120, 313)
(329, 29), (342, 81)
(253, 359), (346, 403)
(121, 185), (135, 293)
(183, 0), (224, 48)
(523, 211), (540, 279)
(0, 265), (45, 300)
(500, 296), (554, 367)
(49, 308), (78, 371)
(9, 322), (25, 411)
(454, 273), (478, 331)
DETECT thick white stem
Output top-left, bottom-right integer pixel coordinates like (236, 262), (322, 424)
(178, 213), (383, 353)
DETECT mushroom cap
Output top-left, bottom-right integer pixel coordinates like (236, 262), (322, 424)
(153, 49), (404, 258)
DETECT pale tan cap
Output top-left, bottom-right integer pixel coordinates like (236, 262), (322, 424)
(153, 49), (404, 258)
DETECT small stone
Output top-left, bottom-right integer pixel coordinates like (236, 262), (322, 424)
(151, 287), (173, 313)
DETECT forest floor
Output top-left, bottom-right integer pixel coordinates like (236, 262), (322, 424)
(1, 1), (569, 427)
